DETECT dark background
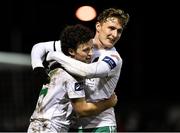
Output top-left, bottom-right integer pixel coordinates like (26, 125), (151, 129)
(0, 0), (179, 131)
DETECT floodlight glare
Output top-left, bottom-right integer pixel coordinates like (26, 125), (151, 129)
(76, 6), (96, 21)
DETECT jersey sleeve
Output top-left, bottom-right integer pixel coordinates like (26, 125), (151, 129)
(67, 81), (85, 99)
(31, 41), (55, 69)
(47, 51), (121, 78)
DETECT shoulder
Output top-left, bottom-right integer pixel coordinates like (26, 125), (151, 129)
(52, 68), (77, 81)
(100, 48), (122, 62)
(97, 48), (122, 69)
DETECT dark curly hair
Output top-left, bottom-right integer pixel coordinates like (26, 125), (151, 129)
(60, 24), (94, 56)
(97, 8), (130, 28)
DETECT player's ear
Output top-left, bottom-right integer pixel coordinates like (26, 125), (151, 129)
(96, 22), (101, 32)
(68, 48), (75, 56)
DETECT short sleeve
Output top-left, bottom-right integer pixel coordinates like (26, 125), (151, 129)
(67, 81), (85, 99)
(99, 51), (121, 70)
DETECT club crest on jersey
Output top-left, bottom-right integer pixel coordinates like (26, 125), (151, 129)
(75, 82), (84, 91)
(102, 56), (116, 69)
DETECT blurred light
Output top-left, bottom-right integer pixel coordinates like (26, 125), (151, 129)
(76, 6), (96, 21)
(0, 52), (30, 66)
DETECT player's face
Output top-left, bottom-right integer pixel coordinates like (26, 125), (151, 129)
(73, 39), (93, 63)
(96, 17), (123, 49)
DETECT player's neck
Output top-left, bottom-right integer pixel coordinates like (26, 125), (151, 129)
(93, 37), (104, 49)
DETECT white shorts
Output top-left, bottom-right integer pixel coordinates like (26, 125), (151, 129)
(27, 119), (68, 133)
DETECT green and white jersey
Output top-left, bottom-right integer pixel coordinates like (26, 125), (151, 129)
(31, 41), (122, 129)
(72, 47), (122, 129)
(30, 68), (85, 131)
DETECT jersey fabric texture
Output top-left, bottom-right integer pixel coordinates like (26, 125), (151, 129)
(71, 47), (122, 129)
(31, 41), (122, 131)
(28, 67), (85, 132)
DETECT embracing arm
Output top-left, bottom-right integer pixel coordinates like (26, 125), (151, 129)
(71, 93), (117, 117)
(31, 42), (55, 69)
(47, 51), (119, 78)
(31, 42), (56, 85)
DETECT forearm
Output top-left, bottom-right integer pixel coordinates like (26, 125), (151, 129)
(47, 52), (110, 78)
(72, 98), (114, 117)
(80, 100), (114, 117)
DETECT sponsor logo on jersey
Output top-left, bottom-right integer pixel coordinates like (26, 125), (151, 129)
(102, 56), (116, 69)
(75, 82), (84, 91)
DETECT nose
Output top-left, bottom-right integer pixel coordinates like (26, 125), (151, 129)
(88, 48), (93, 56)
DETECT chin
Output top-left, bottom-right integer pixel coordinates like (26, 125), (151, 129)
(106, 44), (113, 49)
(85, 60), (90, 63)
(104, 42), (113, 48)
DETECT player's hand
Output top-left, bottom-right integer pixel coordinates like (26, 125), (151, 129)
(109, 92), (118, 107)
(33, 67), (50, 85)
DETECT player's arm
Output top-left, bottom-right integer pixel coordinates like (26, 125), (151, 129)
(31, 42), (56, 85)
(71, 93), (117, 117)
(47, 51), (121, 78)
(31, 42), (55, 69)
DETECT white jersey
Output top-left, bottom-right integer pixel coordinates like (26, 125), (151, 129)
(31, 41), (122, 129)
(87, 47), (122, 99)
(28, 68), (85, 132)
(72, 47), (122, 129)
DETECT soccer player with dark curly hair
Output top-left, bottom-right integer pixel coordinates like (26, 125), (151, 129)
(27, 24), (118, 133)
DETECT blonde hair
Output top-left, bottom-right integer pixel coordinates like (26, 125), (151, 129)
(97, 8), (130, 28)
